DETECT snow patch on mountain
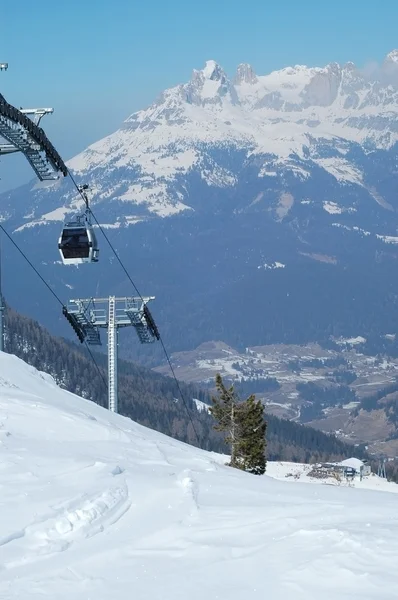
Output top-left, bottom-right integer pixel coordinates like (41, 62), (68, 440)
(332, 223), (371, 236)
(323, 201), (357, 215)
(376, 234), (398, 244)
(335, 336), (367, 346)
(193, 399), (211, 413)
(258, 261), (286, 270)
(14, 221), (52, 233)
(315, 158), (363, 185)
(200, 163), (237, 187)
(323, 201), (344, 214)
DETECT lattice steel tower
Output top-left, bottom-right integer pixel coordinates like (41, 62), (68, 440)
(0, 62), (68, 351)
(63, 296), (160, 413)
(377, 457), (387, 479)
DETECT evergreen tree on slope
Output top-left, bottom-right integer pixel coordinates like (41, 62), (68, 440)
(237, 395), (267, 475)
(209, 373), (243, 468)
(210, 373), (267, 474)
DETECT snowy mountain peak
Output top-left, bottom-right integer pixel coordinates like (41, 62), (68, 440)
(186, 60), (238, 107)
(201, 59), (225, 81)
(325, 61), (341, 73)
(234, 63), (258, 84)
(190, 60), (229, 88)
(343, 61), (356, 71)
(300, 62), (344, 106)
(385, 49), (398, 64)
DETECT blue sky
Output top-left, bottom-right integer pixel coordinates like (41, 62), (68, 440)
(2, 0), (398, 191)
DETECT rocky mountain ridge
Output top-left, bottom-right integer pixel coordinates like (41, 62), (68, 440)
(3, 51), (398, 227)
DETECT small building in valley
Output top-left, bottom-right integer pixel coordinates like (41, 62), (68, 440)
(338, 457), (371, 479)
(310, 457), (371, 481)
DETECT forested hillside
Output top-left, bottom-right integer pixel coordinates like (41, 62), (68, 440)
(4, 305), (368, 463)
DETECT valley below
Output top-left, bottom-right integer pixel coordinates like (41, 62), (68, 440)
(153, 337), (398, 457)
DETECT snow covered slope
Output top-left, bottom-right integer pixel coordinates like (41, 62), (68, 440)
(1, 351), (398, 599)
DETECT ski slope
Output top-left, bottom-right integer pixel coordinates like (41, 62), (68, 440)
(1, 352), (398, 599)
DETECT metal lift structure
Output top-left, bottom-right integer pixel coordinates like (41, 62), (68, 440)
(63, 296), (160, 413)
(0, 62), (69, 351)
(377, 457), (387, 479)
(0, 62), (67, 180)
(0, 64), (160, 411)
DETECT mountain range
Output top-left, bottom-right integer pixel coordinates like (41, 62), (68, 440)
(2, 52), (398, 358)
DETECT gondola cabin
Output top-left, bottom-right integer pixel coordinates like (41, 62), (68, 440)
(58, 216), (99, 265)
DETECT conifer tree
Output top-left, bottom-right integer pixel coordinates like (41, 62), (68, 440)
(236, 395), (267, 475)
(209, 373), (243, 468)
(210, 374), (267, 474)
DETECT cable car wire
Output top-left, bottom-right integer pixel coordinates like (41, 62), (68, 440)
(0, 223), (64, 307)
(159, 336), (202, 444)
(0, 182), (201, 446)
(68, 171), (143, 298)
(0, 222), (108, 398)
(83, 340), (108, 396)
(67, 172), (202, 445)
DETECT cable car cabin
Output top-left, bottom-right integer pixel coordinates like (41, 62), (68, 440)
(58, 218), (99, 265)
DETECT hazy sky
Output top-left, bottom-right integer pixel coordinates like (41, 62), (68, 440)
(2, 0), (398, 191)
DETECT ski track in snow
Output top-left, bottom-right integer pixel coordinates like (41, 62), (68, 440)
(0, 351), (398, 599)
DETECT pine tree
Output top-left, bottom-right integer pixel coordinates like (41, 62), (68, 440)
(236, 395), (267, 475)
(210, 374), (267, 474)
(209, 373), (243, 468)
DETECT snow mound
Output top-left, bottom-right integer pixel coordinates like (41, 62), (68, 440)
(1, 352), (398, 599)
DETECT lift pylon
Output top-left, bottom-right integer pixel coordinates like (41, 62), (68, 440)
(0, 62), (67, 179)
(377, 457), (387, 479)
(63, 296), (160, 413)
(0, 62), (69, 352)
